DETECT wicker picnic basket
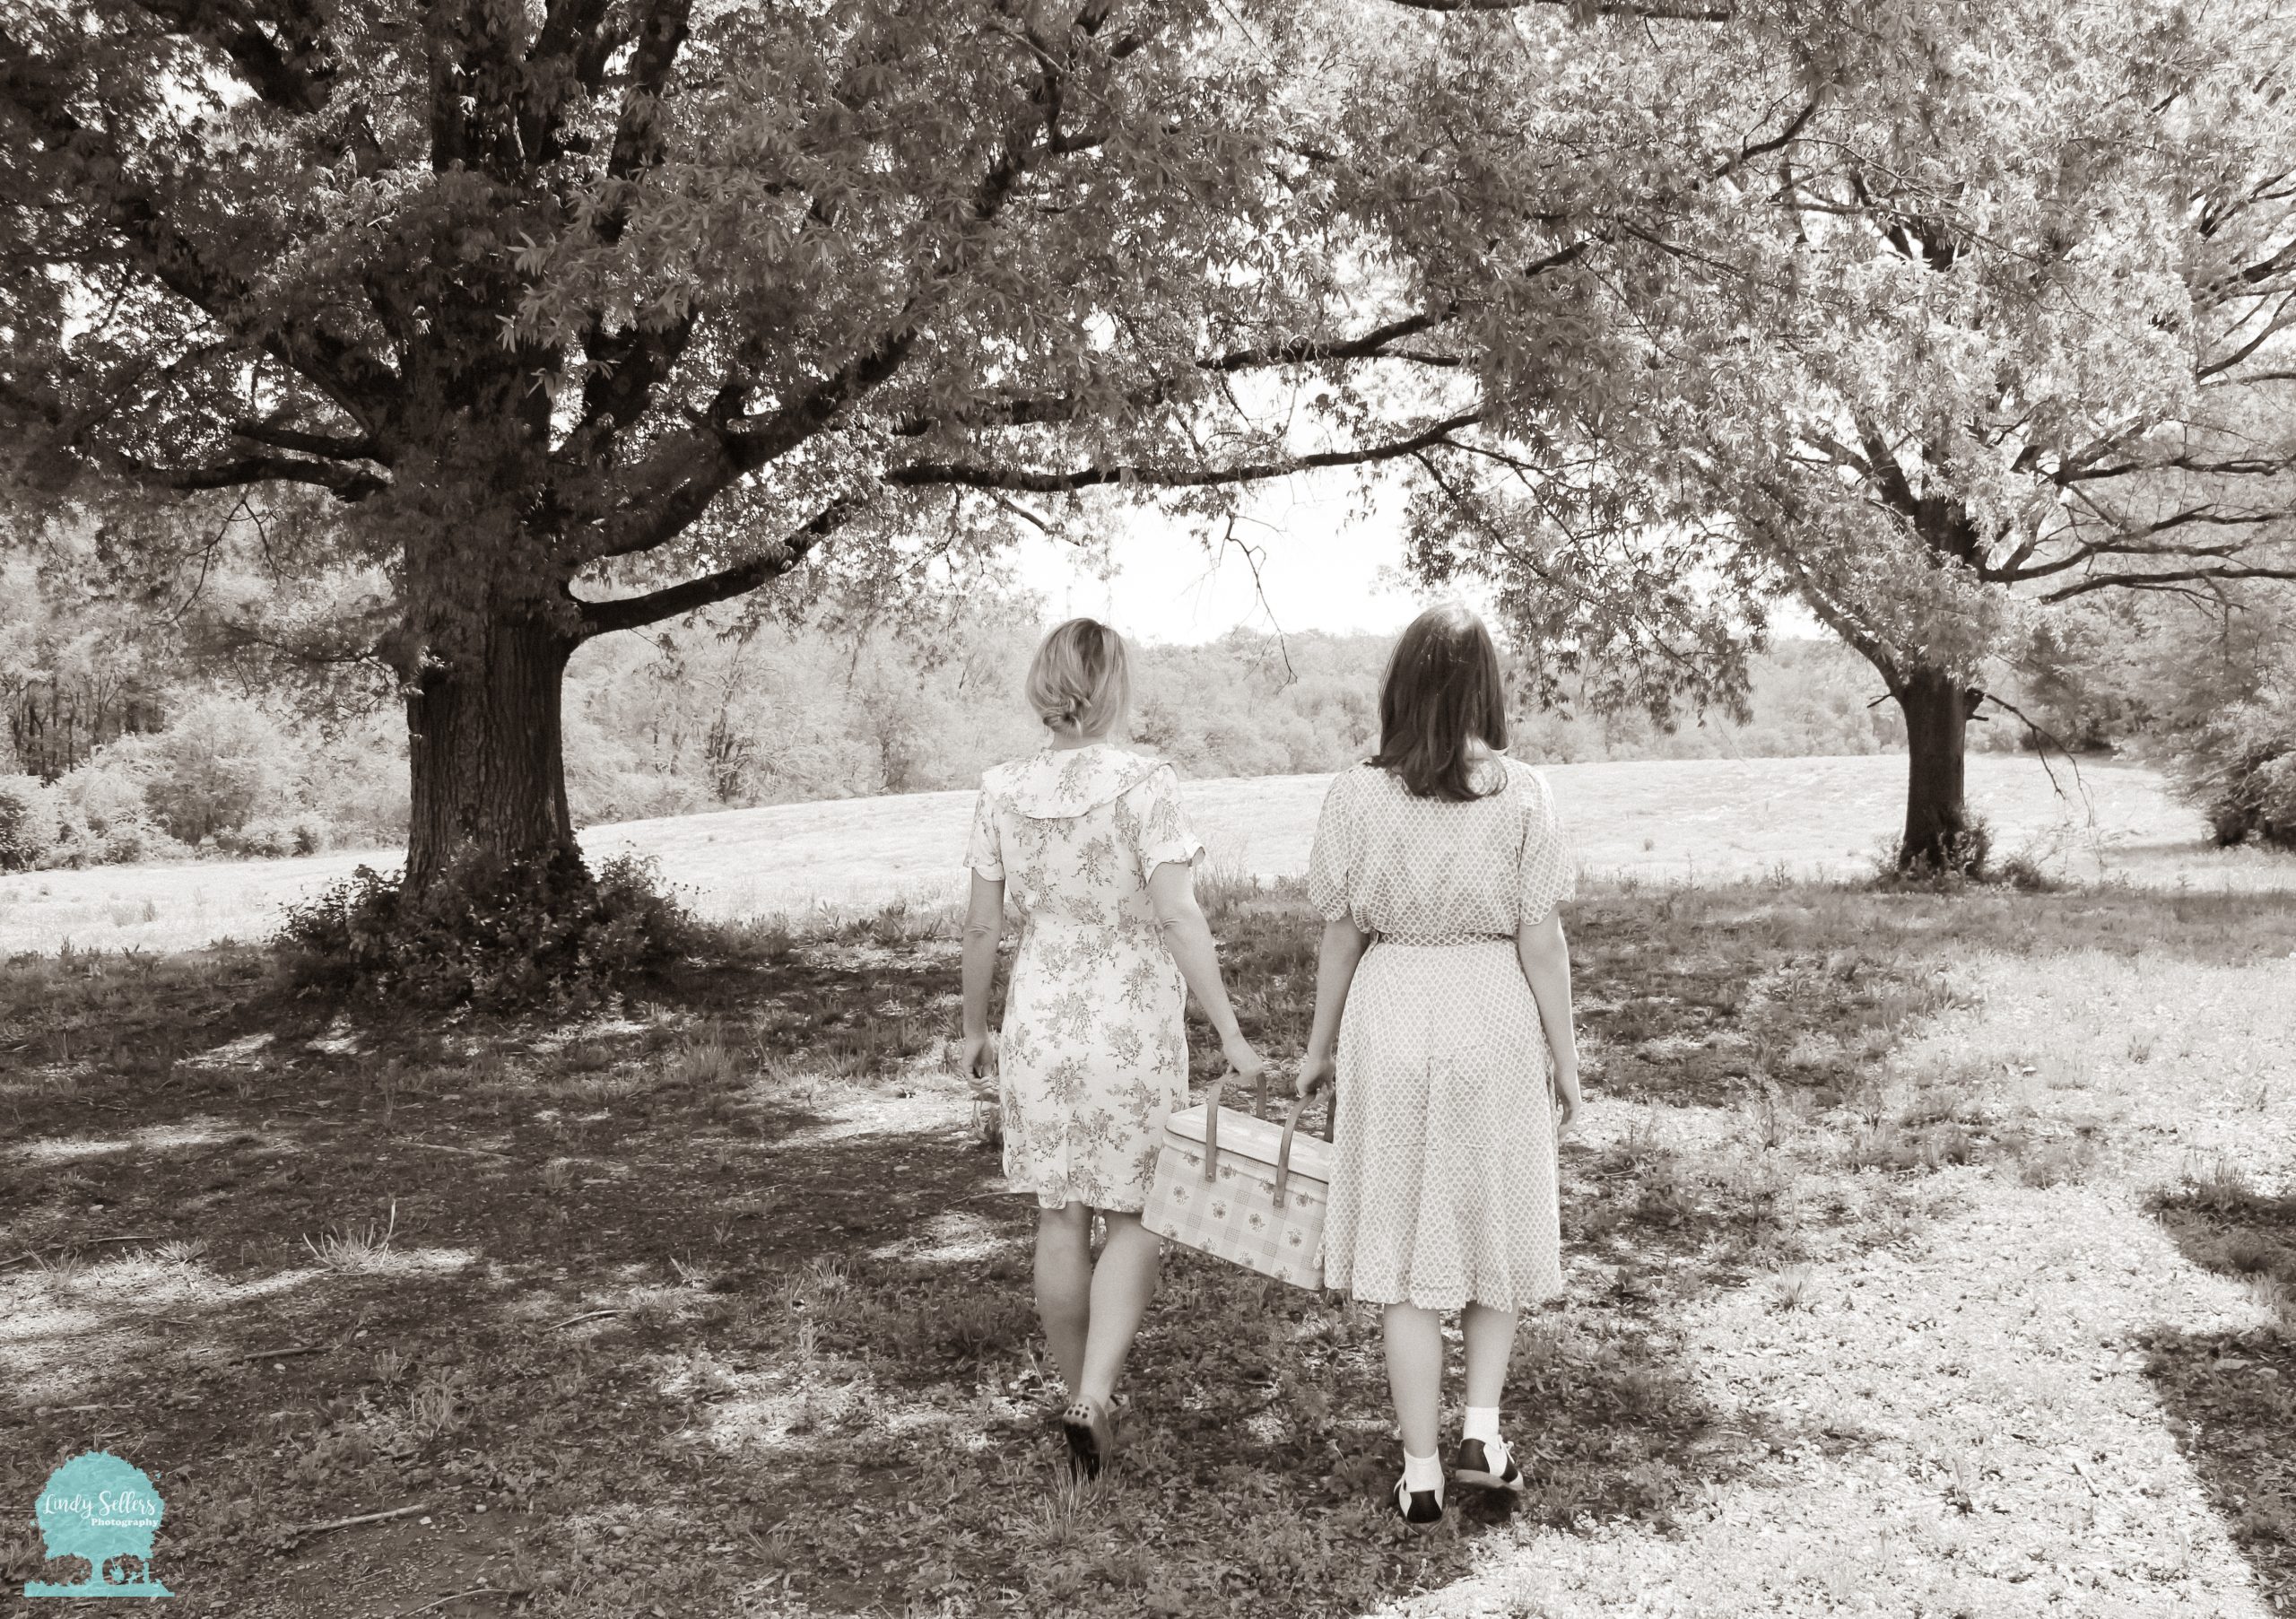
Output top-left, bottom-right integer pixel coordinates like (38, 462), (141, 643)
(1144, 1073), (1333, 1290)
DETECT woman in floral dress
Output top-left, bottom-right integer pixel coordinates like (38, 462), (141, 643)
(1298, 603), (1581, 1528)
(959, 617), (1264, 1475)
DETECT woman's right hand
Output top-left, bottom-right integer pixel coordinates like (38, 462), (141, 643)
(1297, 1047), (1335, 1100)
(1551, 1066), (1581, 1136)
(1221, 1029), (1266, 1090)
(957, 1032), (997, 1100)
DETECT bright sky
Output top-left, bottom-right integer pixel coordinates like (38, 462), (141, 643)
(1009, 469), (1435, 645)
(1010, 469), (1825, 646)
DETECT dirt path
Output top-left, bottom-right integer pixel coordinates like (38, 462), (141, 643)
(1377, 945), (2296, 1617)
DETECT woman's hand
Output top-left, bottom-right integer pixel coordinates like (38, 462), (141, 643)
(1551, 1065), (1581, 1136)
(1220, 1028), (1265, 1088)
(957, 1033), (997, 1100)
(1297, 1047), (1336, 1100)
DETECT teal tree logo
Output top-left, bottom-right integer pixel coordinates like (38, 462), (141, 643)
(25, 1450), (172, 1598)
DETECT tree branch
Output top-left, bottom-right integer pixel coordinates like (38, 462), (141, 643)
(2042, 563), (2296, 603)
(1206, 306), (1461, 372)
(575, 498), (864, 638)
(887, 411), (1484, 493)
(131, 452), (387, 500)
(126, 0), (336, 113)
(1381, 0), (1734, 18)
(230, 418), (386, 463)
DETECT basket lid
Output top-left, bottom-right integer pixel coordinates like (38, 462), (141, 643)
(1164, 1102), (1333, 1180)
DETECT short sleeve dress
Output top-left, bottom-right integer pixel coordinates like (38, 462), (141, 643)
(1307, 753), (1575, 1312)
(965, 744), (1205, 1212)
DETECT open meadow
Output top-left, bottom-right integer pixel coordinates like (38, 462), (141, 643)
(3, 752), (2291, 960)
(4, 799), (2296, 1615)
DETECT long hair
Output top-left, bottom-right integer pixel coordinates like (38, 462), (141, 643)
(1025, 617), (1132, 738)
(1368, 604), (1509, 800)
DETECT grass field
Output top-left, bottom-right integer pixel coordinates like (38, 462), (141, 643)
(4, 868), (2295, 1616)
(3, 752), (2290, 960)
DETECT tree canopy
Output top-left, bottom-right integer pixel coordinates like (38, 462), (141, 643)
(1403, 0), (2296, 861)
(8, 0), (2286, 882)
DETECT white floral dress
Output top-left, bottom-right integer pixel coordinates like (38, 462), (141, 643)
(1308, 754), (1575, 1312)
(965, 744), (1205, 1212)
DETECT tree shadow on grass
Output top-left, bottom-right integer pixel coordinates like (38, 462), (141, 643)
(0, 927), (1780, 1618)
(43, 873), (2254, 1615)
(2142, 1180), (2296, 1610)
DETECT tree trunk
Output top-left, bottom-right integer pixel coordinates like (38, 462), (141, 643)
(404, 610), (579, 892)
(1894, 665), (1986, 872)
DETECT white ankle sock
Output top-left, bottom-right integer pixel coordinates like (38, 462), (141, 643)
(1401, 1448), (1443, 1494)
(1463, 1406), (1507, 1464)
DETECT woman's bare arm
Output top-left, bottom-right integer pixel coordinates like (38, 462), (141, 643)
(1515, 910), (1580, 1132)
(1298, 917), (1369, 1097)
(1144, 861), (1263, 1082)
(957, 872), (1005, 1094)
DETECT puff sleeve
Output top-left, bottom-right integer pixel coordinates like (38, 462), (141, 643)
(1517, 768), (1575, 927)
(1124, 763), (1205, 874)
(963, 782), (1004, 880)
(1306, 770), (1359, 923)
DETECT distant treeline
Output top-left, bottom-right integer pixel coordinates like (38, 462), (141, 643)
(557, 614), (1906, 826)
(4, 537), (2288, 867)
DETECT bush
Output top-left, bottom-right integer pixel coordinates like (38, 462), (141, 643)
(1874, 816), (1994, 885)
(92, 814), (183, 866)
(0, 775), (60, 872)
(142, 694), (296, 844)
(218, 814), (325, 858)
(2165, 687), (2296, 850)
(277, 846), (695, 1010)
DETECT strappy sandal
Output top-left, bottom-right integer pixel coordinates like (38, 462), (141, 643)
(1392, 1474), (1443, 1529)
(1060, 1395), (1119, 1478)
(1452, 1437), (1526, 1495)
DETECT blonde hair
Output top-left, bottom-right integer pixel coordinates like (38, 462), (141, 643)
(1026, 617), (1131, 738)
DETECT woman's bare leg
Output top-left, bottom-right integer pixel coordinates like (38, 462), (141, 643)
(1034, 1203), (1092, 1395)
(1381, 1302), (1445, 1458)
(1076, 1210), (1162, 1405)
(1461, 1303), (1518, 1412)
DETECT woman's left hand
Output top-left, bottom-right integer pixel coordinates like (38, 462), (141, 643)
(1551, 1066), (1581, 1136)
(957, 1033), (998, 1099)
(1220, 1029), (1265, 1089)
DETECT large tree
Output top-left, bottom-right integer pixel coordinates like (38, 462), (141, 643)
(1402, 0), (2296, 867)
(4, 0), (1961, 894)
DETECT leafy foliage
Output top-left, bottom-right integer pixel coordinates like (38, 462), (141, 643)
(277, 848), (694, 1009)
(2168, 689), (2296, 850)
(1387, 1), (2296, 859)
(9, 0), (2286, 881)
(0, 0), (1890, 883)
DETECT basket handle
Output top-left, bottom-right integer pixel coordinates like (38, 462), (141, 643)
(1196, 1067), (1269, 1182)
(1271, 1086), (1333, 1207)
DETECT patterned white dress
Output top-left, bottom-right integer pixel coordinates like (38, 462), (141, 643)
(965, 744), (1205, 1212)
(1308, 753), (1575, 1312)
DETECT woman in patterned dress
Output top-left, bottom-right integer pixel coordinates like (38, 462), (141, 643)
(959, 617), (1265, 1476)
(1297, 603), (1581, 1528)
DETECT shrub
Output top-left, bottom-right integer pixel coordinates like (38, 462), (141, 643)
(92, 814), (183, 866)
(141, 693), (296, 845)
(0, 775), (60, 871)
(219, 814), (325, 858)
(2166, 686), (2296, 849)
(1869, 816), (1996, 889)
(278, 846), (695, 1010)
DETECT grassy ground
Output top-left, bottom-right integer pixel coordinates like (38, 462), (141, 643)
(9, 753), (2289, 959)
(4, 877), (2296, 1617)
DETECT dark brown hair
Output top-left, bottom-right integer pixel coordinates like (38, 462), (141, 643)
(1369, 604), (1509, 801)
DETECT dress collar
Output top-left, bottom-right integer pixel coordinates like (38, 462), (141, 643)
(987, 743), (1167, 819)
